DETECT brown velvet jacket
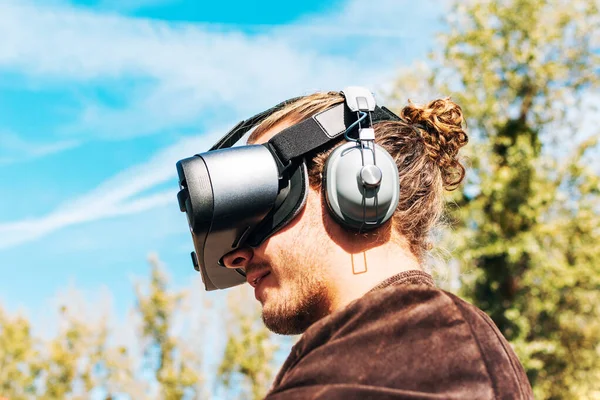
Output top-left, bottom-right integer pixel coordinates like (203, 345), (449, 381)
(265, 270), (533, 400)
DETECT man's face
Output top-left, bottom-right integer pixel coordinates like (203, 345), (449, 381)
(246, 192), (332, 335)
(221, 122), (335, 335)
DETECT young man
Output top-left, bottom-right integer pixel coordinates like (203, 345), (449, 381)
(178, 89), (533, 399)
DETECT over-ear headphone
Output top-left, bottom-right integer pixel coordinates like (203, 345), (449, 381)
(323, 87), (400, 231)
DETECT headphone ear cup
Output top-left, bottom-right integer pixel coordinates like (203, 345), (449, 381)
(324, 142), (400, 230)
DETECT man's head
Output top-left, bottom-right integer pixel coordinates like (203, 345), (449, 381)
(222, 91), (468, 335)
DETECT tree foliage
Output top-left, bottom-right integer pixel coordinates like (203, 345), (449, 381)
(0, 257), (204, 399)
(135, 254), (203, 400)
(0, 308), (41, 399)
(217, 288), (279, 400)
(0, 302), (126, 399)
(41, 308), (111, 399)
(390, 0), (600, 398)
(0, 255), (278, 399)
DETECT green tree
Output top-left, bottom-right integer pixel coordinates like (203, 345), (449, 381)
(136, 254), (204, 400)
(0, 307), (41, 399)
(390, 0), (600, 398)
(1, 254), (214, 399)
(39, 306), (113, 399)
(218, 287), (278, 400)
(0, 300), (128, 400)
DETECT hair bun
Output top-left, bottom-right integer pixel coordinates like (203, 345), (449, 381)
(400, 98), (468, 190)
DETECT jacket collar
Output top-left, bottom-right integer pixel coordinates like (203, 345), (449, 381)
(368, 270), (435, 293)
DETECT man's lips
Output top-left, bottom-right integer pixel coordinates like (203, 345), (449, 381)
(246, 269), (271, 288)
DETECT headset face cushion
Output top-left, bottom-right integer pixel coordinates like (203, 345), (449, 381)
(246, 161), (309, 247)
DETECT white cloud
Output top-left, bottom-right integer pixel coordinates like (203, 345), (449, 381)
(0, 1), (385, 85)
(0, 130), (81, 164)
(0, 0), (444, 140)
(0, 129), (221, 250)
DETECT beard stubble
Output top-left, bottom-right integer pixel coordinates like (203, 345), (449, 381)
(261, 250), (332, 335)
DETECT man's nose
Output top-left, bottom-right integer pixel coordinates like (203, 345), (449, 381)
(222, 247), (254, 269)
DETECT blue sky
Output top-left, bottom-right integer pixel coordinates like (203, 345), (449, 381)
(0, 0), (449, 378)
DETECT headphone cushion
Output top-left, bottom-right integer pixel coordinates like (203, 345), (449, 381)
(324, 142), (399, 229)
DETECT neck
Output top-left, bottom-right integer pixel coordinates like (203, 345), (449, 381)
(325, 239), (422, 313)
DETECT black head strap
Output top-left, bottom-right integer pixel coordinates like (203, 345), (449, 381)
(267, 103), (402, 168)
(374, 105), (402, 122)
(210, 94), (402, 155)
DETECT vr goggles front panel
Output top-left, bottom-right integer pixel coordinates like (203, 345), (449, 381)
(177, 145), (284, 290)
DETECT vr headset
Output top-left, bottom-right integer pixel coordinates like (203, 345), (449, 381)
(176, 87), (402, 291)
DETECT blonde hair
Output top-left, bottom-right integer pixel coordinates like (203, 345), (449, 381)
(251, 91), (468, 261)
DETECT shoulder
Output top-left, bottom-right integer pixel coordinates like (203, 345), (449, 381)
(269, 284), (533, 399)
